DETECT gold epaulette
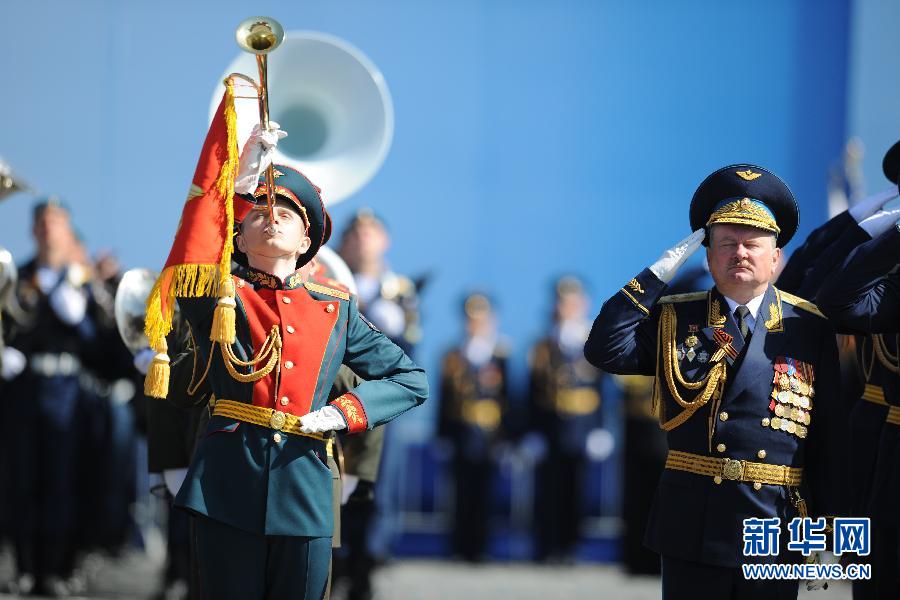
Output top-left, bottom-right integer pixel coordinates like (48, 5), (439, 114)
(778, 289), (825, 318)
(304, 281), (350, 301)
(659, 291), (707, 304)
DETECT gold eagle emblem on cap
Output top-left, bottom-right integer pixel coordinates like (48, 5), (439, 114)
(736, 169), (762, 181)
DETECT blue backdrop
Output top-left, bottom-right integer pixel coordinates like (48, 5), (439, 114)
(0, 0), (856, 433)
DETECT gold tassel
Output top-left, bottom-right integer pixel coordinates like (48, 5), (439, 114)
(211, 277), (237, 344)
(208, 78), (239, 346)
(144, 339), (171, 399)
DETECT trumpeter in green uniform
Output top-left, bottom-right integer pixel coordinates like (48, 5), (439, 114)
(143, 89), (427, 599)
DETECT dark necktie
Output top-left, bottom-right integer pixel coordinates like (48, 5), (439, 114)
(734, 305), (752, 341)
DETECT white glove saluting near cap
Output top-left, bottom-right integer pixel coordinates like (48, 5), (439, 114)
(851, 186), (900, 239)
(234, 122), (288, 195)
(649, 228), (706, 284)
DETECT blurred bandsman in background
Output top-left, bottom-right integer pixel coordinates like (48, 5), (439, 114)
(336, 208), (423, 596)
(338, 209), (421, 354)
(438, 293), (509, 562)
(527, 276), (611, 563)
(1, 199), (136, 596)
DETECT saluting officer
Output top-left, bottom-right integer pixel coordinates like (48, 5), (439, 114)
(816, 140), (900, 599)
(438, 293), (509, 562)
(142, 101), (428, 600)
(585, 164), (849, 599)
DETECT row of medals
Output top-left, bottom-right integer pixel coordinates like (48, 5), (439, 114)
(766, 372), (813, 439)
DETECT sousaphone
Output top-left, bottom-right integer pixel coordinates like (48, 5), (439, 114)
(212, 29), (394, 206)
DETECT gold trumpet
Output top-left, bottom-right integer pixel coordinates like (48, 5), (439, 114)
(231, 16), (285, 220)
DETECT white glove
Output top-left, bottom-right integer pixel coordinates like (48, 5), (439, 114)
(299, 405), (347, 434)
(849, 186), (900, 223)
(366, 299), (406, 338)
(1, 347), (26, 381)
(857, 195), (900, 238)
(649, 229), (706, 283)
(341, 474), (359, 505)
(49, 277), (88, 326)
(585, 428), (615, 461)
(806, 550), (839, 591)
(234, 122), (288, 194)
(163, 468), (188, 497)
(133, 347), (155, 376)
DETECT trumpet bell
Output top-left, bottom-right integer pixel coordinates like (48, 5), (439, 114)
(115, 268), (158, 354)
(235, 16), (285, 55)
(0, 158), (29, 202)
(214, 31), (393, 205)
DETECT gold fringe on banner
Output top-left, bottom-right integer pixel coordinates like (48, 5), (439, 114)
(210, 78), (239, 345)
(143, 79), (239, 398)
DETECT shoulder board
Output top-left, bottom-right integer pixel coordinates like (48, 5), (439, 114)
(304, 281), (350, 301)
(778, 289), (825, 318)
(659, 291), (707, 304)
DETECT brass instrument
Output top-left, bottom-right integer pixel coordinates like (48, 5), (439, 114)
(115, 268), (159, 354)
(0, 158), (30, 202)
(231, 16), (286, 221)
(214, 31), (393, 206)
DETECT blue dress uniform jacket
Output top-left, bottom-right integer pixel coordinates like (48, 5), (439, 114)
(816, 226), (900, 523)
(817, 225), (900, 332)
(584, 268), (848, 568)
(174, 265), (428, 538)
(778, 211), (890, 517)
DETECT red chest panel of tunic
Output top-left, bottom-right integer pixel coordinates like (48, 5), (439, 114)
(236, 279), (340, 416)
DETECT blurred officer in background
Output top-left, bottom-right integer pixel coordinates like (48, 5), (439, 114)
(438, 293), (510, 562)
(527, 276), (612, 563)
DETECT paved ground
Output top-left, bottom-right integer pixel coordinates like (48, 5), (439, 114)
(0, 549), (854, 599)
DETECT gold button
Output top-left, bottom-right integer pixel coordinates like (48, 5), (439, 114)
(280, 396), (289, 406)
(282, 296), (291, 304)
(757, 450), (767, 459)
(286, 325), (295, 334)
(713, 476), (723, 484)
(326, 304), (335, 313)
(719, 411), (729, 421)
(753, 482), (762, 491)
(285, 361), (294, 369)
(716, 443), (726, 453)
(761, 418), (770, 427)
(273, 433), (282, 443)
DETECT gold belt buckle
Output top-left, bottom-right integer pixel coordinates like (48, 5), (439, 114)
(722, 458), (744, 481)
(270, 410), (287, 431)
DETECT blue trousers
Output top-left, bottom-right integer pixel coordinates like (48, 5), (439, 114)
(194, 516), (330, 600)
(662, 555), (799, 600)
